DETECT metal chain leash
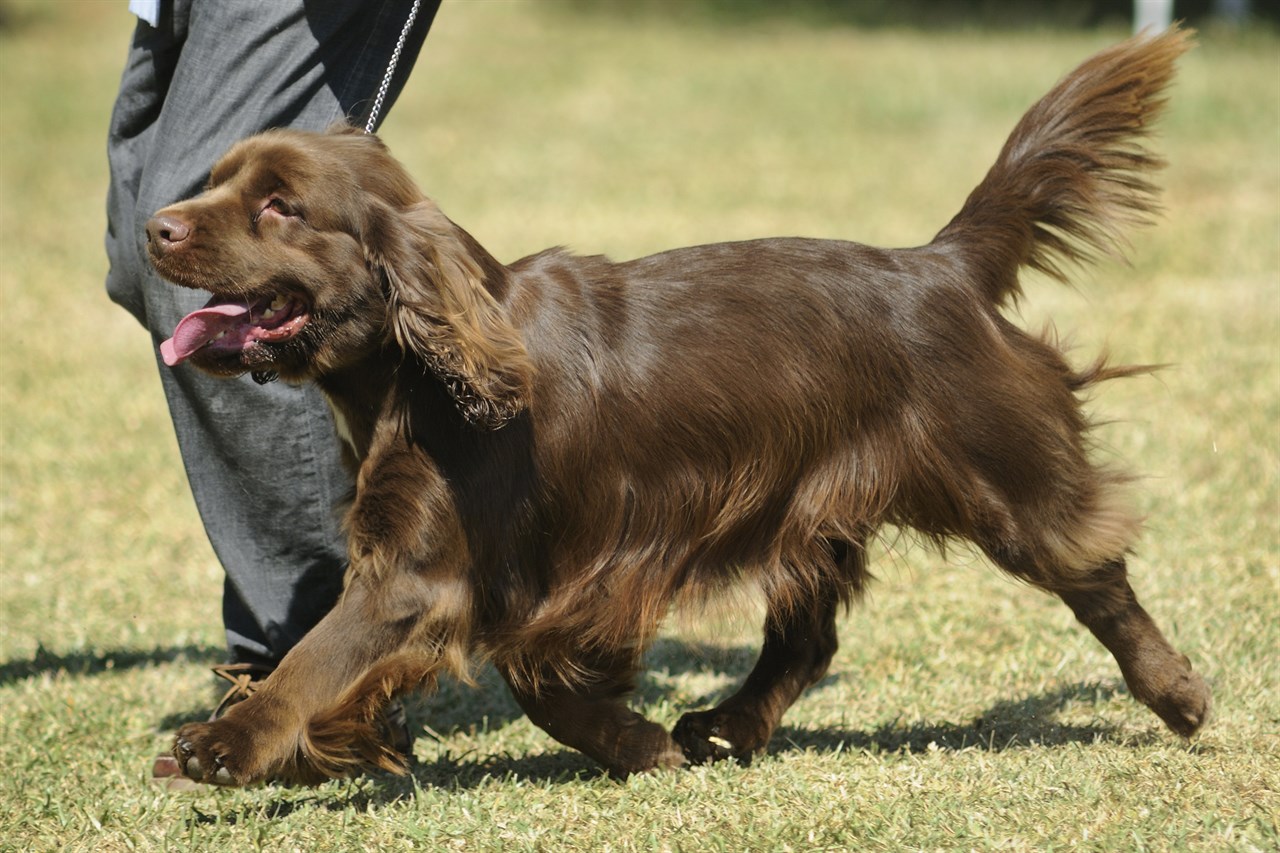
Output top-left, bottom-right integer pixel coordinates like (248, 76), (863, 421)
(365, 0), (423, 134)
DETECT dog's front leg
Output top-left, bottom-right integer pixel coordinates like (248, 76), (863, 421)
(171, 565), (454, 786)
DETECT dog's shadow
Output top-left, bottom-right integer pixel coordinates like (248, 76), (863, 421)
(182, 673), (1147, 826)
(363, 637), (1143, 803)
(182, 662), (1140, 823)
(0, 638), (1143, 814)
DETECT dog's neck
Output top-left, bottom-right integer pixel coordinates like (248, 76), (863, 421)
(315, 353), (397, 463)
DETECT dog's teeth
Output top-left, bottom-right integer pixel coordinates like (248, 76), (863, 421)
(213, 330), (227, 341)
(257, 296), (288, 322)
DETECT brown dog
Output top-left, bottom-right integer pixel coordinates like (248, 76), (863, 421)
(147, 28), (1208, 786)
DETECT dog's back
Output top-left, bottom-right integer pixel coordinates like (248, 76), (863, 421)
(506, 30), (1193, 636)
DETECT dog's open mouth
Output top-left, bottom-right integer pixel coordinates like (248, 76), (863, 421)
(160, 293), (310, 367)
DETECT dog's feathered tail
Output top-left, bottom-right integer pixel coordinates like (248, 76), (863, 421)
(932, 26), (1192, 305)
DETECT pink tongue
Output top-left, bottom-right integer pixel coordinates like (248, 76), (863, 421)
(160, 302), (252, 366)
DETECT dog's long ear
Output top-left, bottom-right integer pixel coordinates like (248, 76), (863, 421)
(365, 200), (532, 429)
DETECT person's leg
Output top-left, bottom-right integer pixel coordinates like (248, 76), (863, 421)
(105, 0), (439, 667)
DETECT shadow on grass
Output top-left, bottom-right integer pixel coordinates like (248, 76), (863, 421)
(769, 680), (1141, 757)
(555, 0), (1279, 31)
(6, 637), (1145, 815)
(364, 681), (1138, 808)
(185, 644), (1144, 820)
(0, 642), (222, 688)
(382, 636), (772, 742)
(395, 679), (1135, 786)
(556, 0), (1138, 31)
(182, 676), (1141, 825)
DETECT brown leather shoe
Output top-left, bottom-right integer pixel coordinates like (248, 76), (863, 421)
(207, 662), (275, 720)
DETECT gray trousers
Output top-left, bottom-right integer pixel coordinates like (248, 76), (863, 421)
(104, 0), (437, 667)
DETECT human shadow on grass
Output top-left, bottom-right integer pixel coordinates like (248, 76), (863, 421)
(0, 642), (223, 688)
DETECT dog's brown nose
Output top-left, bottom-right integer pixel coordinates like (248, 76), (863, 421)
(146, 214), (191, 250)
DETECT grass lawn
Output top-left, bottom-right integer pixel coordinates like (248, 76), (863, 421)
(1, 1), (1276, 850)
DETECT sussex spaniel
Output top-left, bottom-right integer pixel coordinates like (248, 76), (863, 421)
(146, 27), (1207, 786)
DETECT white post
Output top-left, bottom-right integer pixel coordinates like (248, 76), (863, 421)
(1134, 0), (1175, 34)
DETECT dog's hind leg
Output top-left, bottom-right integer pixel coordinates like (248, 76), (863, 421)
(935, 354), (1212, 737)
(670, 539), (858, 764)
(977, 500), (1211, 737)
(1054, 560), (1211, 736)
(498, 650), (686, 777)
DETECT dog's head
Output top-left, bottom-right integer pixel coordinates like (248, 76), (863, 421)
(148, 125), (531, 428)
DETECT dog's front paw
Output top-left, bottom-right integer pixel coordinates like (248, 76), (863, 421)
(172, 719), (273, 787)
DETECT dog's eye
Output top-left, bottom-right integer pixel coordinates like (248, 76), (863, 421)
(263, 197), (296, 217)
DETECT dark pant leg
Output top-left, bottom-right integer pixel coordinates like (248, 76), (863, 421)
(104, 0), (438, 665)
